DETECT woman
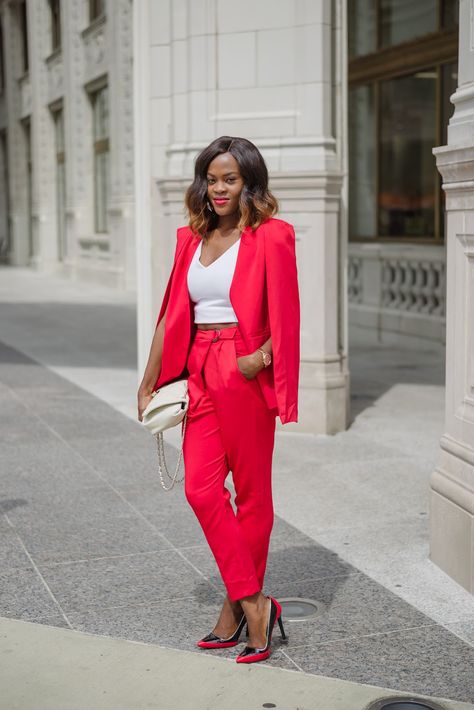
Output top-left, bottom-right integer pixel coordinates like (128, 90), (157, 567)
(138, 136), (300, 664)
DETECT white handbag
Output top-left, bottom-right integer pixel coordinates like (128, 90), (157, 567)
(141, 379), (189, 491)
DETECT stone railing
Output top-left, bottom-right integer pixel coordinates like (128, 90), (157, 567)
(348, 242), (446, 342)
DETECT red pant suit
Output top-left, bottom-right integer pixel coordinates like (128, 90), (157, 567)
(153, 217), (300, 601)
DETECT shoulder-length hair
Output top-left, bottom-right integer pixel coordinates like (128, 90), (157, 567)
(185, 136), (278, 237)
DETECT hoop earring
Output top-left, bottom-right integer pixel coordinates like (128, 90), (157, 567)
(206, 200), (214, 212)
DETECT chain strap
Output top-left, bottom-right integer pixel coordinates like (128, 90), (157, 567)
(154, 412), (188, 491)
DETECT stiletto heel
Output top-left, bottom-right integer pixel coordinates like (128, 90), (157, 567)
(277, 615), (287, 642)
(236, 596), (285, 664)
(197, 613), (247, 649)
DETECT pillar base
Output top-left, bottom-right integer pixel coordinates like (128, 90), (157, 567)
(430, 435), (474, 593)
(279, 356), (349, 434)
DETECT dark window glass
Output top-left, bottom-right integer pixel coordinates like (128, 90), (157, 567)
(442, 0), (459, 28)
(91, 85), (109, 233)
(379, 71), (437, 238)
(89, 0), (105, 22)
(49, 0), (61, 51)
(20, 1), (28, 73)
(349, 84), (377, 238)
(380, 0), (437, 47)
(348, 0), (376, 58)
(53, 109), (66, 260)
(0, 22), (4, 93)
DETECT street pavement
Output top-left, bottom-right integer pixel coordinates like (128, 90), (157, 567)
(1, 265), (473, 709)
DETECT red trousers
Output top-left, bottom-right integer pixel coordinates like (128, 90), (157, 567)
(182, 325), (277, 602)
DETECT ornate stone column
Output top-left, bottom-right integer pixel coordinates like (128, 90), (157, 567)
(27, 0), (57, 270)
(431, 0), (474, 593)
(2, 0), (30, 266)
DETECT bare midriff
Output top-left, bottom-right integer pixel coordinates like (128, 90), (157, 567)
(196, 322), (238, 330)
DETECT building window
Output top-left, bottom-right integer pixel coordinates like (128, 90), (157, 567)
(89, 0), (105, 23)
(49, 0), (61, 52)
(0, 21), (4, 94)
(22, 119), (33, 257)
(52, 107), (66, 260)
(0, 130), (10, 261)
(91, 85), (109, 233)
(19, 0), (29, 73)
(348, 0), (459, 243)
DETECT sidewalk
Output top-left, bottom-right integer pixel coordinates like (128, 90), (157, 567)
(1, 265), (473, 707)
(1, 616), (473, 710)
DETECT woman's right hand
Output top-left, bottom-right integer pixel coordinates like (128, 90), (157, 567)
(137, 388), (154, 422)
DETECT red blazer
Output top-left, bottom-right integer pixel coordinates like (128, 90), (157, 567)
(153, 217), (300, 424)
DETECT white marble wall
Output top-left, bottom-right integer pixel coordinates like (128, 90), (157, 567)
(432, 0), (474, 594)
(136, 0), (349, 434)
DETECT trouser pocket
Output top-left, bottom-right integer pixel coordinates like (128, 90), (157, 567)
(233, 338), (253, 382)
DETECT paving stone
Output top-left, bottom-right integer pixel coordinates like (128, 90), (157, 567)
(37, 549), (214, 613)
(0, 567), (66, 623)
(7, 516), (173, 565)
(270, 574), (434, 648)
(285, 625), (474, 704)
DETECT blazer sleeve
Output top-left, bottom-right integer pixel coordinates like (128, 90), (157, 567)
(264, 220), (300, 424)
(154, 227), (188, 330)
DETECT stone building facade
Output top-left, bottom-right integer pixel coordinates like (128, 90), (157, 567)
(0, 0), (135, 288)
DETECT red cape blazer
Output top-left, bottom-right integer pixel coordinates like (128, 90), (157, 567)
(153, 217), (300, 424)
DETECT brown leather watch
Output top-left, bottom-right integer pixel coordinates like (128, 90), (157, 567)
(257, 348), (272, 368)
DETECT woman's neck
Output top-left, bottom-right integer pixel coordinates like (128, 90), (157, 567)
(216, 214), (239, 234)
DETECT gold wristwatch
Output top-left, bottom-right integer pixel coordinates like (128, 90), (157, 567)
(257, 348), (272, 368)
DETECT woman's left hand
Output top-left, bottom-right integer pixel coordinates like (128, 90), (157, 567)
(236, 351), (264, 380)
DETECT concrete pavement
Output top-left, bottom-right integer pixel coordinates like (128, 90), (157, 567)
(1, 265), (473, 707)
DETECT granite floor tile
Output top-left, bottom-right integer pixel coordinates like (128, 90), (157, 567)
(8, 515), (173, 565)
(67, 592), (228, 651)
(267, 531), (355, 575)
(63, 435), (172, 487)
(444, 618), (474, 647)
(4, 485), (141, 526)
(272, 429), (405, 467)
(269, 574), (433, 648)
(116, 483), (207, 548)
(30, 396), (141, 442)
(0, 521), (35, 569)
(272, 457), (434, 532)
(306, 516), (429, 562)
(285, 625), (474, 703)
(37, 549), (215, 613)
(0, 566), (67, 623)
(0, 459), (105, 497)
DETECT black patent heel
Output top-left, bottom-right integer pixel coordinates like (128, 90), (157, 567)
(236, 596), (285, 664)
(277, 615), (288, 642)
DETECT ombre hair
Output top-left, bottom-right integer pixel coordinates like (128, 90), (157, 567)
(185, 136), (278, 237)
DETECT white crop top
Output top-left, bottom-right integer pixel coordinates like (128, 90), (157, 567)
(187, 238), (240, 323)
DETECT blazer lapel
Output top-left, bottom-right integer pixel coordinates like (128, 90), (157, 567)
(229, 226), (254, 326)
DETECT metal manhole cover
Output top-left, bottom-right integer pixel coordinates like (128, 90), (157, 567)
(279, 597), (325, 621)
(366, 697), (448, 710)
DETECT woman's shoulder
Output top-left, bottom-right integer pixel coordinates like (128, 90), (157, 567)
(177, 224), (194, 240)
(258, 217), (295, 244)
(176, 224), (201, 248)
